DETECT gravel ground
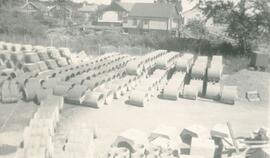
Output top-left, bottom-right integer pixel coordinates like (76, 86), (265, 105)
(221, 69), (269, 106)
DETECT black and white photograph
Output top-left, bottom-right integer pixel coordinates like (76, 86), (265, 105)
(0, 0), (269, 157)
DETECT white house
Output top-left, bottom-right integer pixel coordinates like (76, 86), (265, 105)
(95, 1), (134, 26)
(123, 3), (181, 33)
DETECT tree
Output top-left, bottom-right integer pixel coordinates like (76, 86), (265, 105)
(192, 0), (270, 55)
(185, 19), (208, 54)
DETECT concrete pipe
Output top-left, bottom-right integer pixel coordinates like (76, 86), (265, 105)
(83, 79), (101, 90)
(69, 76), (85, 85)
(196, 56), (208, 64)
(105, 82), (122, 99)
(9, 79), (20, 100)
(122, 77), (134, 91)
(36, 70), (55, 80)
(37, 105), (59, 123)
(22, 78), (43, 101)
(176, 58), (191, 72)
(22, 63), (40, 74)
(205, 83), (221, 100)
(53, 73), (67, 81)
(163, 81), (179, 100)
(220, 86), (237, 105)
(189, 80), (203, 96)
(10, 52), (23, 64)
(82, 91), (105, 108)
(38, 52), (50, 61)
(45, 59), (59, 69)
(128, 90), (148, 107)
(0, 68), (17, 79)
(183, 85), (198, 100)
(0, 51), (11, 61)
(56, 57), (68, 67)
(24, 53), (40, 63)
(40, 95), (64, 112)
(37, 61), (48, 72)
(64, 85), (89, 104)
(24, 137), (53, 156)
(126, 60), (143, 75)
(208, 66), (223, 82)
(191, 65), (206, 79)
(48, 49), (61, 59)
(94, 87), (113, 105)
(212, 56), (223, 66)
(35, 46), (47, 53)
(5, 60), (15, 69)
(3, 43), (12, 51)
(53, 84), (73, 96)
(29, 118), (55, 136)
(0, 80), (12, 103)
(59, 47), (71, 58)
(36, 88), (53, 104)
(121, 83), (128, 95)
(21, 44), (33, 52)
(34, 112), (57, 128)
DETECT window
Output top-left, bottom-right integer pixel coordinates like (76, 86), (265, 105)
(144, 19), (149, 25)
(133, 18), (137, 25)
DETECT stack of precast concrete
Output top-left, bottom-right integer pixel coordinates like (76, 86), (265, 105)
(53, 123), (95, 158)
(127, 51), (180, 107)
(163, 72), (186, 100)
(183, 56), (208, 100)
(0, 41), (92, 104)
(14, 96), (63, 158)
(180, 55), (237, 104)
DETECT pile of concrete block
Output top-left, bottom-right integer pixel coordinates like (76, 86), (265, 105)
(14, 96), (63, 158)
(107, 125), (219, 158)
(54, 124), (95, 158)
(174, 55), (238, 105)
(128, 69), (168, 107)
(175, 53), (194, 72)
(191, 56), (208, 80)
(208, 56), (223, 82)
(163, 72), (186, 100)
(108, 129), (148, 158)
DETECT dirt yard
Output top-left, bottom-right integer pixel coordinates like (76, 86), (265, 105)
(0, 70), (269, 158)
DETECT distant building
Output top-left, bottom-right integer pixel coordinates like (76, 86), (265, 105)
(95, 1), (134, 26)
(123, 3), (181, 34)
(19, 0), (51, 15)
(78, 1), (98, 22)
(48, 4), (73, 24)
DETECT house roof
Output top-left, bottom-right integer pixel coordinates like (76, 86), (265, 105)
(20, 0), (55, 12)
(129, 3), (180, 19)
(21, 1), (48, 12)
(49, 5), (72, 13)
(101, 1), (134, 12)
(114, 1), (134, 12)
